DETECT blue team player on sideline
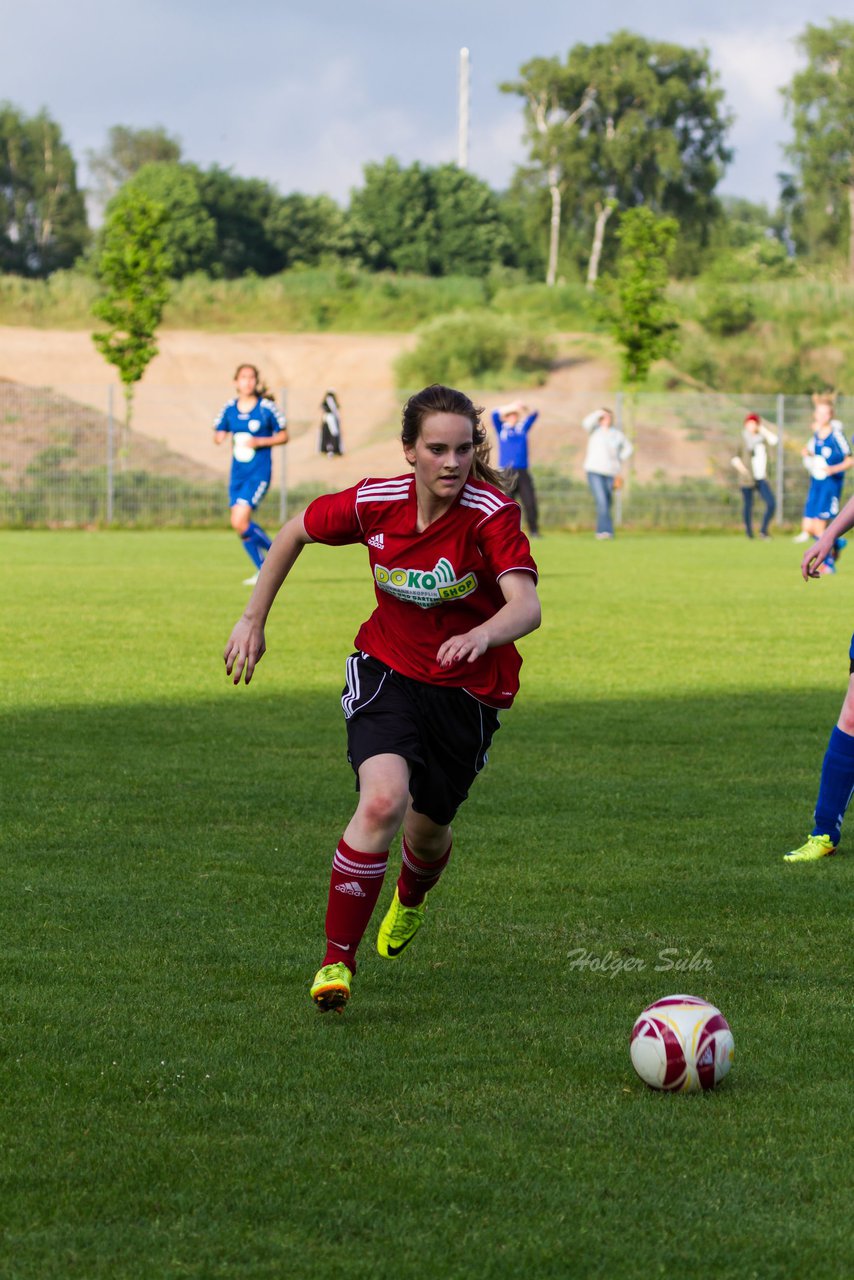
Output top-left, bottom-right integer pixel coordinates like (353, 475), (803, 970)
(795, 394), (853, 573)
(214, 363), (288, 584)
(491, 401), (541, 536)
(786, 493), (854, 861)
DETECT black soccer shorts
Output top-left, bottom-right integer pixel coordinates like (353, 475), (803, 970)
(341, 652), (500, 827)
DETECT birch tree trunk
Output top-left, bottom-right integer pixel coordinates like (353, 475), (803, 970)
(586, 200), (614, 289)
(547, 166), (561, 287)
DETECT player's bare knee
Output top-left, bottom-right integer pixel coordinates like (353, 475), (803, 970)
(359, 791), (407, 835)
(231, 506), (251, 533)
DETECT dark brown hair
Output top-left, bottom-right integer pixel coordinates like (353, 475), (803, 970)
(401, 384), (502, 488)
(234, 363), (274, 403)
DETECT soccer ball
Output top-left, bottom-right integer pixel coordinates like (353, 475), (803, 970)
(630, 994), (734, 1093)
(232, 432), (257, 463)
(804, 454), (828, 480)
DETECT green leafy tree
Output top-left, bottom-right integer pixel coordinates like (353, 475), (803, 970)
(92, 189), (171, 450)
(503, 32), (731, 286)
(193, 165), (282, 276)
(0, 102), (88, 275)
(348, 158), (436, 273)
(110, 162), (216, 277)
(603, 206), (679, 387)
(348, 158), (513, 277)
(264, 191), (351, 270)
(501, 58), (597, 285)
(783, 19), (854, 274)
(87, 124), (182, 207)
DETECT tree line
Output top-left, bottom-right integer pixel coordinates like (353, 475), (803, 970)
(4, 21), (854, 284)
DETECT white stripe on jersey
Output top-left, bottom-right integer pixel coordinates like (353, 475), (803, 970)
(259, 397), (286, 428)
(356, 478), (412, 504)
(460, 484), (507, 522)
(832, 427), (851, 456)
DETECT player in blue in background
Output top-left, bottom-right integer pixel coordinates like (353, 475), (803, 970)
(795, 394), (853, 572)
(491, 401), (540, 537)
(215, 364), (288, 584)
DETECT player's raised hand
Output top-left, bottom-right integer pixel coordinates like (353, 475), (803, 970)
(224, 617), (266, 684)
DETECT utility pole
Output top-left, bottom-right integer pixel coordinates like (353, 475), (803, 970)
(458, 47), (470, 169)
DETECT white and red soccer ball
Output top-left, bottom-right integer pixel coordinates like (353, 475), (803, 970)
(630, 994), (734, 1093)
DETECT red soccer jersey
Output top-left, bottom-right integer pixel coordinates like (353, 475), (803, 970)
(303, 474), (538, 708)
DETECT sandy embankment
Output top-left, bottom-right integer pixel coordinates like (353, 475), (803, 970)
(0, 326), (722, 485)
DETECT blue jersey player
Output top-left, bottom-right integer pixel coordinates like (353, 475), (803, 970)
(788, 489), (854, 861)
(214, 364), (288, 584)
(795, 396), (853, 570)
(491, 401), (540, 536)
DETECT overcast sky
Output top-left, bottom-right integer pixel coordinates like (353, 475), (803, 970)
(5, 1), (854, 208)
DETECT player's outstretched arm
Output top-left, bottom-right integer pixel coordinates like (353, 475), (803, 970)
(224, 512), (313, 684)
(436, 571), (541, 668)
(802, 493), (854, 580)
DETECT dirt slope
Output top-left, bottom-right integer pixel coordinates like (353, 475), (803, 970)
(4, 326), (709, 486)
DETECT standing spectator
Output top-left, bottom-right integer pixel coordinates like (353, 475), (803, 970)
(491, 401), (541, 537)
(214, 363), (288, 585)
(582, 407), (633, 539)
(732, 412), (778, 539)
(318, 390), (343, 457)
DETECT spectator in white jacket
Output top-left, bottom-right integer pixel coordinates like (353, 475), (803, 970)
(582, 407), (633, 539)
(730, 412), (777, 539)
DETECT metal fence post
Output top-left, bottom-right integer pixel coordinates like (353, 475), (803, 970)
(107, 386), (114, 525)
(278, 386), (288, 525)
(776, 393), (784, 526)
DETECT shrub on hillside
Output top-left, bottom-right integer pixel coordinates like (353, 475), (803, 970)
(394, 310), (555, 389)
(699, 288), (756, 337)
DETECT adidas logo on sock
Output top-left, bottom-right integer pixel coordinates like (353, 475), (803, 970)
(367, 533), (384, 549)
(335, 880), (366, 897)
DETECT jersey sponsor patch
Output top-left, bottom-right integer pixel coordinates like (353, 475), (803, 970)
(373, 556), (477, 608)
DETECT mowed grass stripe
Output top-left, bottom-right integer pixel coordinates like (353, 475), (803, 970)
(0, 531), (851, 1278)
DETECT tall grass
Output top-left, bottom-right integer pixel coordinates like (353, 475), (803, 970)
(0, 268), (604, 335)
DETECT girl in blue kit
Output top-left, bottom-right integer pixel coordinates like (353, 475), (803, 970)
(214, 364), (289, 584)
(787, 495), (854, 861)
(491, 401), (540, 536)
(795, 394), (853, 571)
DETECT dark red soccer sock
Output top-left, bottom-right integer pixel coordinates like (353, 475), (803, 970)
(397, 836), (453, 907)
(322, 839), (388, 972)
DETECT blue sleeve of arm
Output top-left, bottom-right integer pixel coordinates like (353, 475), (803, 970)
(523, 413), (538, 432)
(491, 411), (502, 431)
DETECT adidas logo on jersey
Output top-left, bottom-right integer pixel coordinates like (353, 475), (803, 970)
(335, 880), (366, 897)
(367, 533), (384, 549)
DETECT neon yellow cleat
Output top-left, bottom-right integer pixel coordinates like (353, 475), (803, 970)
(783, 834), (837, 863)
(377, 888), (426, 959)
(310, 962), (352, 1011)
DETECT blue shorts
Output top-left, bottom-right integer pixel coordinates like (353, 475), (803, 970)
(229, 476), (269, 509)
(804, 477), (843, 521)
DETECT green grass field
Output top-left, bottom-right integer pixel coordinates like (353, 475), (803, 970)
(1, 530), (852, 1278)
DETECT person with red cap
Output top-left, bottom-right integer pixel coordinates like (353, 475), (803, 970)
(733, 412), (778, 539)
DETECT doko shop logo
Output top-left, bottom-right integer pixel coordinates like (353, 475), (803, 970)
(373, 557), (477, 609)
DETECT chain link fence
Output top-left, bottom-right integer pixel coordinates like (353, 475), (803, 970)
(0, 380), (844, 530)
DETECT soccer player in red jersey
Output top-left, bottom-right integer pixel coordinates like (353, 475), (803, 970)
(224, 384), (541, 1011)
